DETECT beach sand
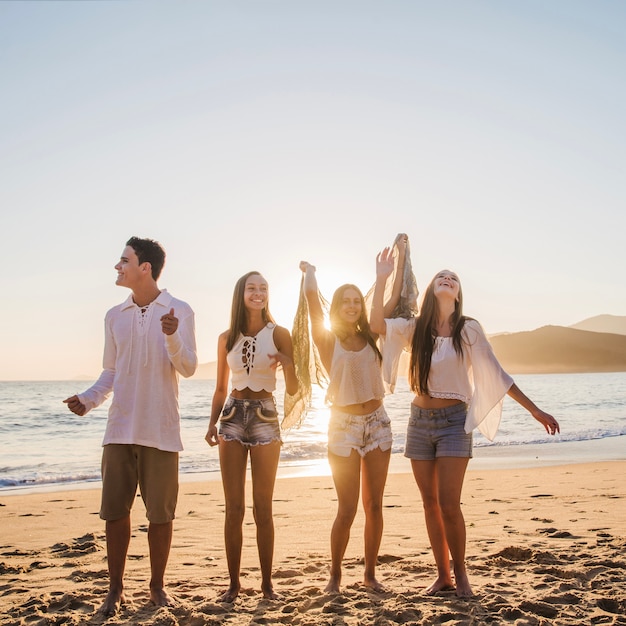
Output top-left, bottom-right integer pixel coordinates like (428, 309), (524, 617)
(1, 461), (624, 625)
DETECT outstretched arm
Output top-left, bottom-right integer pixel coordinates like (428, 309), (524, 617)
(507, 384), (560, 435)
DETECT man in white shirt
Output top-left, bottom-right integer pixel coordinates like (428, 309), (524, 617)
(64, 236), (197, 616)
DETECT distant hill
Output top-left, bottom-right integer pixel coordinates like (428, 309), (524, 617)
(192, 320), (626, 379)
(490, 326), (626, 374)
(195, 361), (217, 379)
(569, 314), (626, 336)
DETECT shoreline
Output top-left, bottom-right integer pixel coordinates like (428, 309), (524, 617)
(1, 435), (624, 497)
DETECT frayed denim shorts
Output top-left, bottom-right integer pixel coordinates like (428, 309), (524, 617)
(328, 405), (393, 458)
(218, 396), (282, 447)
(404, 402), (472, 460)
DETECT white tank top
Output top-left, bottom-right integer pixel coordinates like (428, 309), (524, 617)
(325, 338), (385, 406)
(227, 323), (278, 392)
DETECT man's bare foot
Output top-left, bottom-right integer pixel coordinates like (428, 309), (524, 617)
(454, 571), (474, 598)
(363, 576), (387, 593)
(324, 575), (341, 594)
(262, 584), (281, 600)
(218, 584), (240, 603)
(97, 589), (125, 617)
(150, 587), (174, 607)
(424, 576), (455, 595)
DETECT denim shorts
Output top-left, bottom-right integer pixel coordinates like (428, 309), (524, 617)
(404, 403), (473, 460)
(328, 405), (393, 458)
(218, 396), (282, 446)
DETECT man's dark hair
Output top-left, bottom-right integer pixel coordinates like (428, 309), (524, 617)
(126, 236), (166, 280)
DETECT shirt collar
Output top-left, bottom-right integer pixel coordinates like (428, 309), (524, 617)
(120, 289), (171, 311)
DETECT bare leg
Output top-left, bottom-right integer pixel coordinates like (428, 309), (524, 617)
(250, 441), (281, 599)
(361, 447), (391, 592)
(218, 438), (249, 602)
(98, 516), (130, 616)
(148, 521), (174, 606)
(325, 450), (361, 593)
(436, 457), (472, 597)
(411, 460), (455, 594)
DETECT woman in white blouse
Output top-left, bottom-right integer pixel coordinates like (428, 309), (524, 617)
(370, 250), (560, 597)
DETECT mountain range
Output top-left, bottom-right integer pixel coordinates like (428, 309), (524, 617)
(193, 314), (626, 379)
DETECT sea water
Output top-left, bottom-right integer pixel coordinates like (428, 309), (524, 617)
(0, 373), (625, 493)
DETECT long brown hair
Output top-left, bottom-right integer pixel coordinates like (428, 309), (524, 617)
(226, 271), (276, 352)
(409, 272), (470, 395)
(329, 284), (382, 362)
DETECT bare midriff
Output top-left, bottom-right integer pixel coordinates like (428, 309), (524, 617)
(332, 398), (383, 416)
(412, 395), (464, 410)
(230, 388), (274, 400)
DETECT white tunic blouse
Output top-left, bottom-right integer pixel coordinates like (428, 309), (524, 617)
(383, 318), (513, 441)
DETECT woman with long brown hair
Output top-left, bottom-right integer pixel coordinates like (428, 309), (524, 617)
(370, 252), (560, 597)
(205, 271), (298, 602)
(297, 244), (408, 593)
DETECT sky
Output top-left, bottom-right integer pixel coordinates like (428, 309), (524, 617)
(1, 1), (625, 381)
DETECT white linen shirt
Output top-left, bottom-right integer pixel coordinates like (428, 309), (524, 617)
(77, 289), (198, 452)
(383, 318), (513, 441)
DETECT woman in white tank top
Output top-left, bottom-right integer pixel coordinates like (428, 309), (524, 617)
(298, 247), (407, 594)
(205, 271), (298, 603)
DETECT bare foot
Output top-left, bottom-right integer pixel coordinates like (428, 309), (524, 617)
(218, 584), (240, 603)
(97, 589), (125, 617)
(150, 587), (174, 607)
(262, 584), (281, 600)
(424, 576), (455, 595)
(324, 575), (341, 594)
(363, 576), (387, 593)
(454, 571), (474, 598)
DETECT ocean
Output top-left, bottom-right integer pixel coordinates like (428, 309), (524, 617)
(1, 372), (625, 494)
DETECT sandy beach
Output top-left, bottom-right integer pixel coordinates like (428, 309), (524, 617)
(1, 461), (624, 625)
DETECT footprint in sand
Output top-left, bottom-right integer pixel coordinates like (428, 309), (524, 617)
(50, 533), (101, 559)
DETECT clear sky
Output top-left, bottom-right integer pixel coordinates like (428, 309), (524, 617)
(1, 1), (625, 381)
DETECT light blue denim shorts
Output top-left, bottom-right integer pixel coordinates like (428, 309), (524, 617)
(328, 405), (393, 458)
(218, 396), (282, 446)
(404, 402), (472, 460)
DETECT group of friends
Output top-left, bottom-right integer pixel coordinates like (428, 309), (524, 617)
(64, 234), (560, 616)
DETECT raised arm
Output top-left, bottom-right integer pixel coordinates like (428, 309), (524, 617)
(370, 247), (395, 336)
(382, 233), (409, 318)
(299, 261), (334, 366)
